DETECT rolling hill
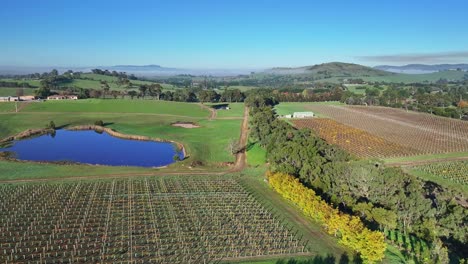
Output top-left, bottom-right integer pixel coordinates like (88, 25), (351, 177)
(266, 62), (394, 77)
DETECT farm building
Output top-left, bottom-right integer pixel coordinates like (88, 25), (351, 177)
(19, 96), (36, 101)
(47, 95), (78, 100)
(293, 112), (314, 118)
(0, 96), (18, 102)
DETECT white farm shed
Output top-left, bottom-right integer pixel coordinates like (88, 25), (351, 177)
(293, 112), (314, 118)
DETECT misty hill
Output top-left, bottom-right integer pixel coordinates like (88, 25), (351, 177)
(265, 62), (393, 77)
(374, 64), (468, 74)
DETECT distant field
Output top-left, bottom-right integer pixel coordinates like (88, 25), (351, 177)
(0, 87), (35, 96)
(22, 99), (209, 117)
(410, 161), (468, 186)
(343, 84), (368, 95)
(301, 105), (468, 157)
(218, 85), (258, 92)
(274, 102), (343, 116)
(364, 71), (467, 83)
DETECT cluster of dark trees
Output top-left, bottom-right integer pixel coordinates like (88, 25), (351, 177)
(0, 80), (36, 88)
(247, 94), (467, 263)
(341, 82), (468, 120)
(91, 69), (137, 80)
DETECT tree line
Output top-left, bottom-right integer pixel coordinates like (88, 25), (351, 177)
(247, 94), (467, 263)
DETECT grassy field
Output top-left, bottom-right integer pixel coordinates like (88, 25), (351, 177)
(344, 84), (368, 95)
(0, 87), (35, 96)
(246, 142), (267, 166)
(0, 102), (15, 112)
(22, 99), (209, 117)
(0, 100), (241, 171)
(274, 101), (343, 117)
(365, 70), (467, 83)
(383, 151), (468, 163)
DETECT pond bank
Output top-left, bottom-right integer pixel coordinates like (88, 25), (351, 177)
(0, 128), (55, 145)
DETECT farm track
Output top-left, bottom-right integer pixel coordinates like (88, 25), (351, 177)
(0, 107), (249, 184)
(199, 103), (217, 120)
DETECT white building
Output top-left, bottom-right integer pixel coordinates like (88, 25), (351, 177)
(293, 112), (314, 118)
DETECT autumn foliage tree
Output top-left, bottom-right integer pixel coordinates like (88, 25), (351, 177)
(267, 171), (386, 263)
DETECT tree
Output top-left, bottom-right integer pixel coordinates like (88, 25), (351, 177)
(227, 139), (240, 155)
(139, 85), (148, 99)
(128, 90), (137, 99)
(110, 90), (119, 99)
(100, 81), (110, 98)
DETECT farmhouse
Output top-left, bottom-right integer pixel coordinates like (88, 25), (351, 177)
(47, 95), (78, 100)
(293, 112), (314, 118)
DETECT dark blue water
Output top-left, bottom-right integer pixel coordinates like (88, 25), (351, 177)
(0, 130), (184, 167)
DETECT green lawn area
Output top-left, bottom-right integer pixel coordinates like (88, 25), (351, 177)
(0, 161), (153, 182)
(0, 102), (15, 112)
(246, 142), (267, 166)
(22, 99), (209, 117)
(274, 101), (343, 116)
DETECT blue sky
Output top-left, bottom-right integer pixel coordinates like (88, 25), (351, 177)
(1, 0), (467, 68)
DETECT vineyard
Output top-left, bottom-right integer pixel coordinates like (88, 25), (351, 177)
(411, 160), (468, 185)
(303, 105), (468, 156)
(293, 118), (420, 158)
(0, 177), (308, 263)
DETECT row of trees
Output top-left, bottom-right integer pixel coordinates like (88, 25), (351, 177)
(268, 171), (386, 263)
(91, 69), (137, 80)
(247, 94), (467, 263)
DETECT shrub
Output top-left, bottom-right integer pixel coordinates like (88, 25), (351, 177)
(94, 120), (104, 126)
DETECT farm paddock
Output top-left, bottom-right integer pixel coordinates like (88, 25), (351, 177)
(301, 105), (468, 157)
(0, 176), (308, 263)
(293, 118), (420, 158)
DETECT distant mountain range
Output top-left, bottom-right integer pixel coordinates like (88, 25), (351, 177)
(374, 64), (468, 74)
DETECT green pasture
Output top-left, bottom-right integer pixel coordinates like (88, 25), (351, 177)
(22, 99), (209, 117)
(0, 87), (35, 96)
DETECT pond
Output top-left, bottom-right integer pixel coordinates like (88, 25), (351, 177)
(0, 130), (184, 167)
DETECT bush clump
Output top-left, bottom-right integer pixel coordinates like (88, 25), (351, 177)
(94, 120), (104, 126)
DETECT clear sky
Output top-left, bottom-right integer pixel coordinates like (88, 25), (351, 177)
(1, 0), (467, 68)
